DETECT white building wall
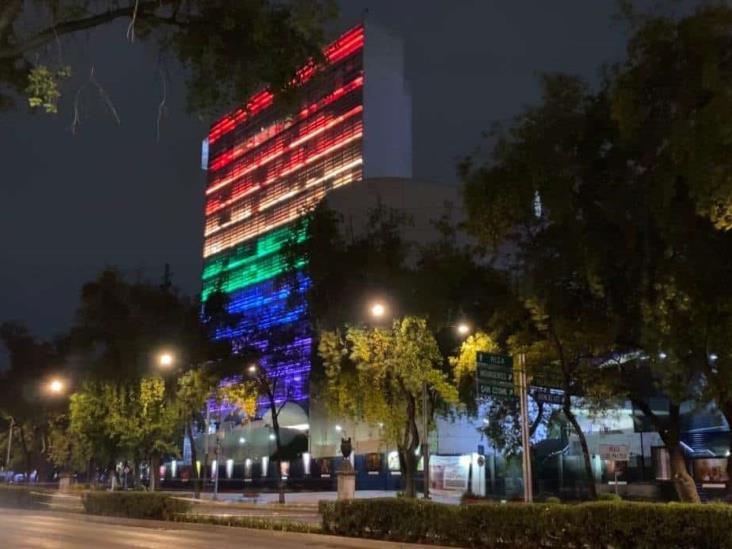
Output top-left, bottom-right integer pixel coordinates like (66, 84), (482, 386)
(363, 20), (413, 179)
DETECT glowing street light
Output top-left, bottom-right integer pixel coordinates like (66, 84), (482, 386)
(248, 364), (258, 374)
(370, 302), (386, 318)
(335, 424), (343, 432)
(48, 379), (65, 395)
(457, 323), (470, 336)
(158, 352), (174, 368)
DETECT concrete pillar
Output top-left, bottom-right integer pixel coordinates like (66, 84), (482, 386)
(337, 460), (356, 500)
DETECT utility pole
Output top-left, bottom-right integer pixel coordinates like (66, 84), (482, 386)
(213, 408), (223, 501)
(202, 406), (211, 497)
(422, 381), (430, 499)
(518, 353), (533, 502)
(213, 437), (220, 500)
(4, 417), (14, 471)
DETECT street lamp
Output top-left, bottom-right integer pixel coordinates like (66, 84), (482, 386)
(48, 378), (65, 395)
(370, 302), (386, 319)
(158, 352), (174, 368)
(248, 364), (258, 375)
(456, 322), (471, 336)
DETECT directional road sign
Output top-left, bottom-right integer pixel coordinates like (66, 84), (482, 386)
(476, 352), (515, 400)
(531, 386), (564, 405)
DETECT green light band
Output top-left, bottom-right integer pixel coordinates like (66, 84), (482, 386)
(202, 223), (308, 281)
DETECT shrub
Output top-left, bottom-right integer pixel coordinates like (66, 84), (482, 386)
(597, 492), (622, 501)
(0, 486), (49, 510)
(544, 496), (561, 504)
(319, 498), (732, 548)
(460, 492), (492, 504)
(82, 492), (191, 520)
(174, 513), (321, 533)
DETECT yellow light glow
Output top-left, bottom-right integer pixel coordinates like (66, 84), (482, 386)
(370, 303), (386, 318)
(49, 379), (64, 394)
(159, 353), (174, 368)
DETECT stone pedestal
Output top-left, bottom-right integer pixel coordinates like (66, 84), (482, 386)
(59, 473), (73, 492)
(337, 460), (356, 500)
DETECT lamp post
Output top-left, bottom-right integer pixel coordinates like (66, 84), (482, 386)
(44, 377), (71, 489)
(4, 416), (14, 472)
(213, 409), (223, 501)
(422, 381), (430, 500)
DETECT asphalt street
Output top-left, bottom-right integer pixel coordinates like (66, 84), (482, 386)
(0, 509), (430, 548)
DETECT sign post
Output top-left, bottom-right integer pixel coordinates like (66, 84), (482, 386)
(476, 352), (532, 503)
(517, 354), (533, 503)
(599, 444), (629, 496)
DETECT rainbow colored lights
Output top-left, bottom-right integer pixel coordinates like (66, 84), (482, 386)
(202, 25), (365, 403)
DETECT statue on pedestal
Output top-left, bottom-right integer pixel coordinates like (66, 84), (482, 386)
(337, 436), (355, 500)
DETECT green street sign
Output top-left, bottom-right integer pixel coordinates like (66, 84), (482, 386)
(476, 352), (513, 369)
(476, 352), (515, 400)
(476, 367), (513, 385)
(478, 384), (516, 399)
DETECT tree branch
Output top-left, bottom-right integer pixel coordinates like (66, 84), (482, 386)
(156, 69), (167, 143)
(126, 0), (141, 43)
(630, 395), (662, 432)
(0, 2), (183, 60)
(529, 398), (544, 437)
(0, 0), (22, 42)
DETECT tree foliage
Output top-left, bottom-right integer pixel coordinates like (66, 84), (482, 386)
(460, 5), (732, 502)
(0, 0), (336, 117)
(0, 322), (62, 475)
(24, 268), (236, 488)
(66, 268), (229, 383)
(319, 316), (458, 498)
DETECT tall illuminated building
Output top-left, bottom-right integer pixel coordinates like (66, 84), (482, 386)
(200, 23), (411, 407)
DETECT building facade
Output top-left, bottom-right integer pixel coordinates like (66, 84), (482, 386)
(200, 23), (411, 406)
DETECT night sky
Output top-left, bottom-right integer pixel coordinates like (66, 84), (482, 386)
(0, 1), (626, 355)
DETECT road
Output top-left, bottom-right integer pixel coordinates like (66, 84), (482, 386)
(0, 508), (431, 548)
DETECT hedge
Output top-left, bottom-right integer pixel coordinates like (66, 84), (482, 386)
(173, 513), (321, 534)
(319, 498), (732, 548)
(82, 492), (191, 520)
(0, 486), (49, 510)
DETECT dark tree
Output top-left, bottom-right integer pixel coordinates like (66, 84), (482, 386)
(0, 0), (335, 118)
